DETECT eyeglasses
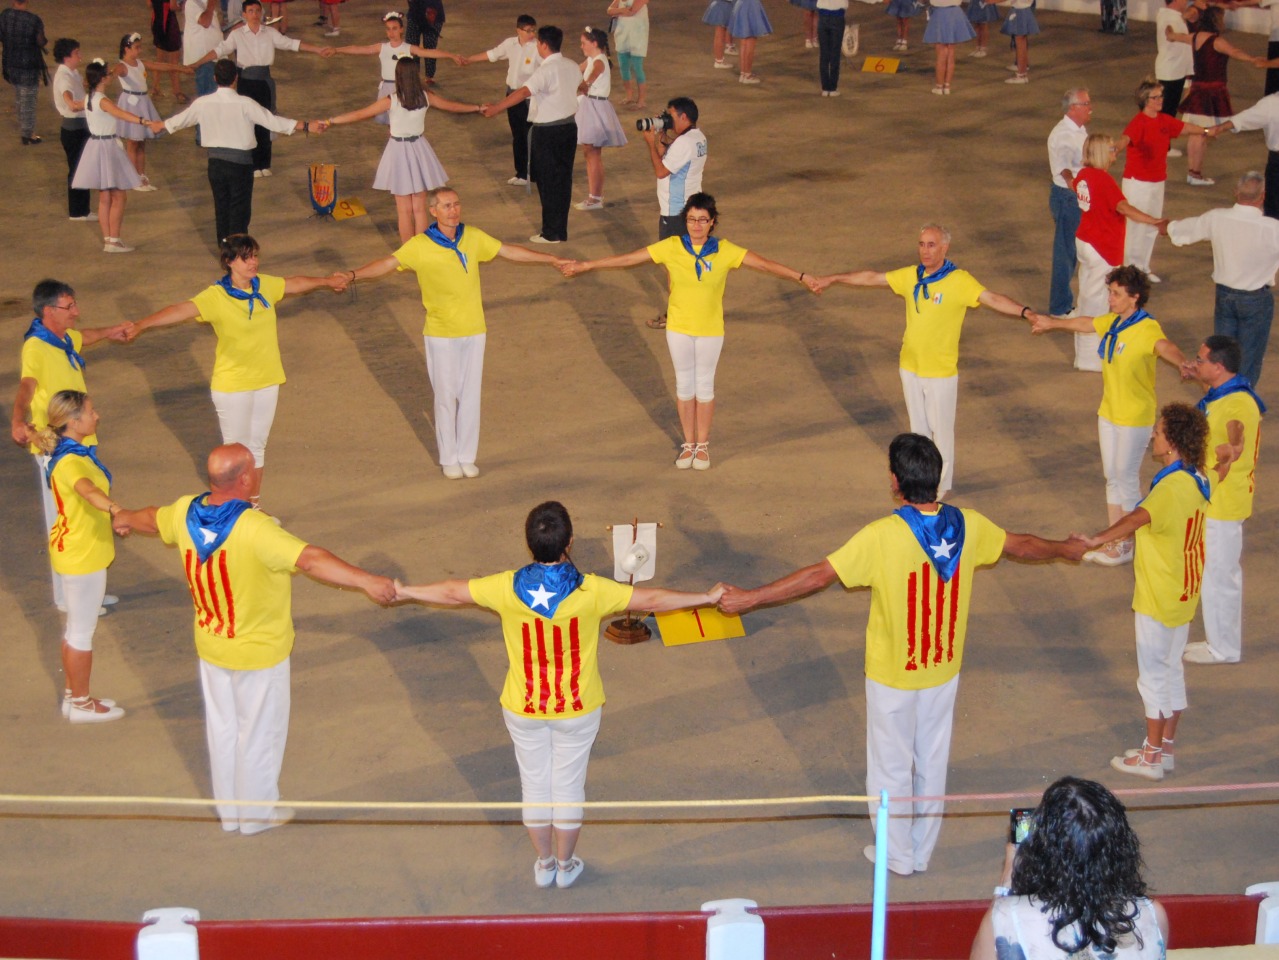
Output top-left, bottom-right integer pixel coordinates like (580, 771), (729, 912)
(1071, 101), (1093, 108)
(686, 216), (713, 225)
(50, 300), (77, 311)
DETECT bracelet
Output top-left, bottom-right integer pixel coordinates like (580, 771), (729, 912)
(993, 886), (1011, 898)
(1020, 306), (1030, 319)
(348, 270), (356, 282)
(800, 272), (806, 282)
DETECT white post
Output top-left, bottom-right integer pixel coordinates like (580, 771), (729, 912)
(703, 897), (765, 960)
(136, 907), (200, 960)
(1246, 882), (1279, 944)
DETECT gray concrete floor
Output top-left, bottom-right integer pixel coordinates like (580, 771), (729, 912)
(1, 0), (1277, 924)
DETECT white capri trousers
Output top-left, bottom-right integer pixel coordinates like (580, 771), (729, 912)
(1201, 517), (1244, 661)
(865, 674), (959, 875)
(199, 657), (291, 834)
(63, 568), (108, 652)
(424, 333), (485, 468)
(898, 369), (958, 496)
(210, 384), (280, 468)
(1098, 416), (1152, 511)
(502, 706), (602, 829)
(1121, 177), (1164, 274)
(1134, 611), (1189, 719)
(1074, 238), (1111, 372)
(665, 331), (724, 402)
(35, 454), (65, 607)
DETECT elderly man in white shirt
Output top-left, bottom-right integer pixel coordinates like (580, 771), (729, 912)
(1164, 171), (1279, 385)
(482, 25), (580, 244)
(51, 37), (91, 220)
(154, 58), (307, 243)
(1046, 88), (1091, 361)
(462, 14), (540, 185)
(1213, 93), (1279, 222)
(213, 0), (332, 176)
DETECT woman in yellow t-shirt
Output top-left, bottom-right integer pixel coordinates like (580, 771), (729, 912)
(562, 193), (819, 470)
(37, 391), (137, 724)
(1031, 266), (1186, 564)
(126, 234), (348, 508)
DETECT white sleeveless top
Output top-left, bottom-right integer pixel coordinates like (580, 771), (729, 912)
(583, 54), (610, 97)
(86, 92), (119, 135)
(118, 60), (148, 94)
(379, 41), (407, 81)
(990, 896), (1166, 960)
(388, 93), (428, 139)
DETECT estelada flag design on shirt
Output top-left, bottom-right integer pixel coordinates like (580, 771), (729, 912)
(181, 495), (253, 638)
(517, 614), (585, 715)
(894, 504), (967, 672)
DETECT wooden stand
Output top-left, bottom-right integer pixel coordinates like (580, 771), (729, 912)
(605, 615), (651, 645)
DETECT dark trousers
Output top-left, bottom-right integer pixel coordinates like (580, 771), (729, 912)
(507, 95), (531, 179)
(658, 214), (682, 240)
(61, 126), (91, 218)
(1267, 40), (1279, 97)
(530, 121), (577, 242)
(1215, 283), (1275, 387)
(208, 157), (255, 243)
(1048, 185), (1081, 315)
(236, 73), (274, 171)
(1158, 77), (1185, 116)
(407, 17), (442, 79)
(818, 11), (845, 92)
(1266, 150), (1279, 221)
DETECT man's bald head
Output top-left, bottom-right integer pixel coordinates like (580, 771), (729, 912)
(207, 444), (255, 491)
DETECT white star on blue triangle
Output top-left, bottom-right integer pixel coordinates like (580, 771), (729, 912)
(930, 539), (956, 560)
(526, 583), (555, 610)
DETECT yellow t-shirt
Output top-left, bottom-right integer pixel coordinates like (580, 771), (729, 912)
(468, 571), (633, 718)
(1093, 313), (1166, 428)
(825, 508), (1007, 690)
(1204, 391), (1262, 522)
(20, 330), (96, 453)
(156, 495), (308, 670)
(647, 236), (749, 337)
(1133, 470), (1208, 626)
(884, 266), (986, 378)
(393, 226), (504, 338)
(48, 453), (114, 576)
(190, 274), (288, 394)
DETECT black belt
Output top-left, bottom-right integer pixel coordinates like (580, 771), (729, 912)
(391, 135), (420, 142)
(90, 134), (116, 139)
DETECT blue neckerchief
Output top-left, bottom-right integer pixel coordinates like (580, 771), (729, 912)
(45, 437), (112, 489)
(1142, 459), (1211, 505)
(426, 222), (468, 272)
(912, 259), (958, 309)
(1197, 374), (1267, 416)
(1097, 309), (1150, 363)
(185, 493), (253, 563)
(215, 275), (270, 318)
(893, 503), (966, 582)
(680, 234), (720, 280)
(512, 560), (584, 618)
(23, 318), (86, 372)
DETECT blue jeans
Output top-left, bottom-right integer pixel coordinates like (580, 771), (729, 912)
(1215, 283), (1275, 387)
(1049, 185), (1081, 315)
(194, 61), (216, 97)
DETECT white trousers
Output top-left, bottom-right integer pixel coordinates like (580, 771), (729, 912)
(35, 454), (64, 607)
(1200, 517), (1244, 661)
(1074, 239), (1110, 372)
(665, 331), (725, 402)
(210, 384), (280, 467)
(865, 674), (959, 874)
(63, 569), (107, 651)
(199, 657), (291, 833)
(898, 369), (958, 496)
(1134, 612), (1189, 719)
(503, 706), (601, 829)
(1121, 177), (1164, 274)
(1098, 416), (1152, 511)
(424, 333), (485, 468)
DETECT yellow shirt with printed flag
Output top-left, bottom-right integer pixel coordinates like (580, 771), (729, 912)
(393, 226), (504, 338)
(48, 453), (114, 575)
(190, 274), (288, 393)
(20, 330), (96, 453)
(1093, 313), (1166, 428)
(156, 495), (308, 670)
(468, 571), (633, 719)
(826, 508), (1007, 690)
(1133, 470), (1207, 626)
(1204, 391), (1262, 521)
(884, 266), (986, 379)
(647, 236), (749, 337)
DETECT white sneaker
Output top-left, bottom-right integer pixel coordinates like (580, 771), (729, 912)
(969, 47), (988, 57)
(1187, 173), (1215, 186)
(574, 197), (603, 210)
(460, 463), (479, 478)
(253, 169), (264, 178)
(67, 696), (125, 724)
(805, 38), (816, 48)
(738, 73), (761, 84)
(507, 176), (529, 185)
(1082, 539), (1133, 566)
(724, 42), (737, 54)
(1183, 641), (1235, 664)
(555, 857), (585, 888)
(713, 59), (733, 69)
(862, 844), (915, 877)
(69, 212), (99, 221)
(134, 176), (158, 192)
(1005, 63), (1020, 71)
(533, 856), (557, 888)
(529, 234), (561, 244)
(103, 239), (135, 253)
(102, 594), (119, 606)
(441, 464), (464, 479)
(827, 89), (841, 97)
(1005, 73), (1029, 84)
(240, 806), (296, 836)
(324, 27), (340, 36)
(62, 692), (117, 719)
(1147, 273), (1162, 283)
(260, 168), (272, 178)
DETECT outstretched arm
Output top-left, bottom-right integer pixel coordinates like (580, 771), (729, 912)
(812, 270), (890, 293)
(562, 247), (654, 276)
(630, 584), (724, 611)
(481, 85), (531, 117)
(283, 274), (348, 296)
(1003, 532), (1086, 562)
(332, 43), (381, 56)
(130, 300), (200, 339)
(717, 560), (840, 615)
(80, 323), (134, 347)
(1031, 313), (1095, 334)
(496, 242), (568, 266)
(1155, 337), (1188, 370)
(742, 251), (822, 293)
(334, 255), (402, 288)
(394, 578), (475, 605)
(1071, 507), (1152, 550)
(426, 91), (483, 115)
(977, 289), (1033, 319)
(324, 96), (393, 127)
(112, 506), (160, 537)
(296, 545), (396, 603)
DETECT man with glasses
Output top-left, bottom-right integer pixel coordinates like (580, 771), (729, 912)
(10, 280), (130, 611)
(1047, 89), (1091, 321)
(460, 14), (540, 186)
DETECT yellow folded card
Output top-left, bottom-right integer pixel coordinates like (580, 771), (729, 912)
(862, 56), (900, 73)
(332, 198), (368, 221)
(655, 607), (746, 646)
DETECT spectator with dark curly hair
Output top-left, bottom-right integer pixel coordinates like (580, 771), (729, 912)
(1073, 402), (1210, 780)
(970, 776), (1168, 960)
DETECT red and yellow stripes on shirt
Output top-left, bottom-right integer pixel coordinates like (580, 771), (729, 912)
(183, 547), (238, 638)
(1180, 512), (1206, 603)
(904, 560), (961, 672)
(520, 616), (583, 715)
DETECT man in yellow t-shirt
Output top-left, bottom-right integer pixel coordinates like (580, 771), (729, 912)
(115, 444), (396, 835)
(718, 434), (1080, 876)
(813, 226), (1035, 497)
(341, 188), (566, 480)
(1184, 336), (1264, 665)
(10, 279), (129, 611)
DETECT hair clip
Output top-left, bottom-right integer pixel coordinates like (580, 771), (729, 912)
(91, 57), (106, 66)
(128, 32), (142, 43)
(383, 10), (403, 20)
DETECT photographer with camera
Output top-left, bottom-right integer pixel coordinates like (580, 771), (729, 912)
(638, 96), (707, 328)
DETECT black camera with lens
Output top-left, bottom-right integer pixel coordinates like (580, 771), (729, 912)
(635, 111), (673, 134)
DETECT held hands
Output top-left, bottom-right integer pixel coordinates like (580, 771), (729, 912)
(363, 574), (398, 605)
(10, 421), (35, 448)
(717, 584), (756, 616)
(557, 259), (586, 277)
(450, 54), (468, 67)
(146, 119), (166, 135)
(105, 321), (135, 343)
(479, 103), (498, 118)
(1060, 538), (1089, 562)
(1029, 314), (1061, 334)
(327, 271), (352, 292)
(706, 583), (727, 606)
(801, 273), (823, 294)
(1067, 531), (1102, 552)
(319, 46), (337, 58)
